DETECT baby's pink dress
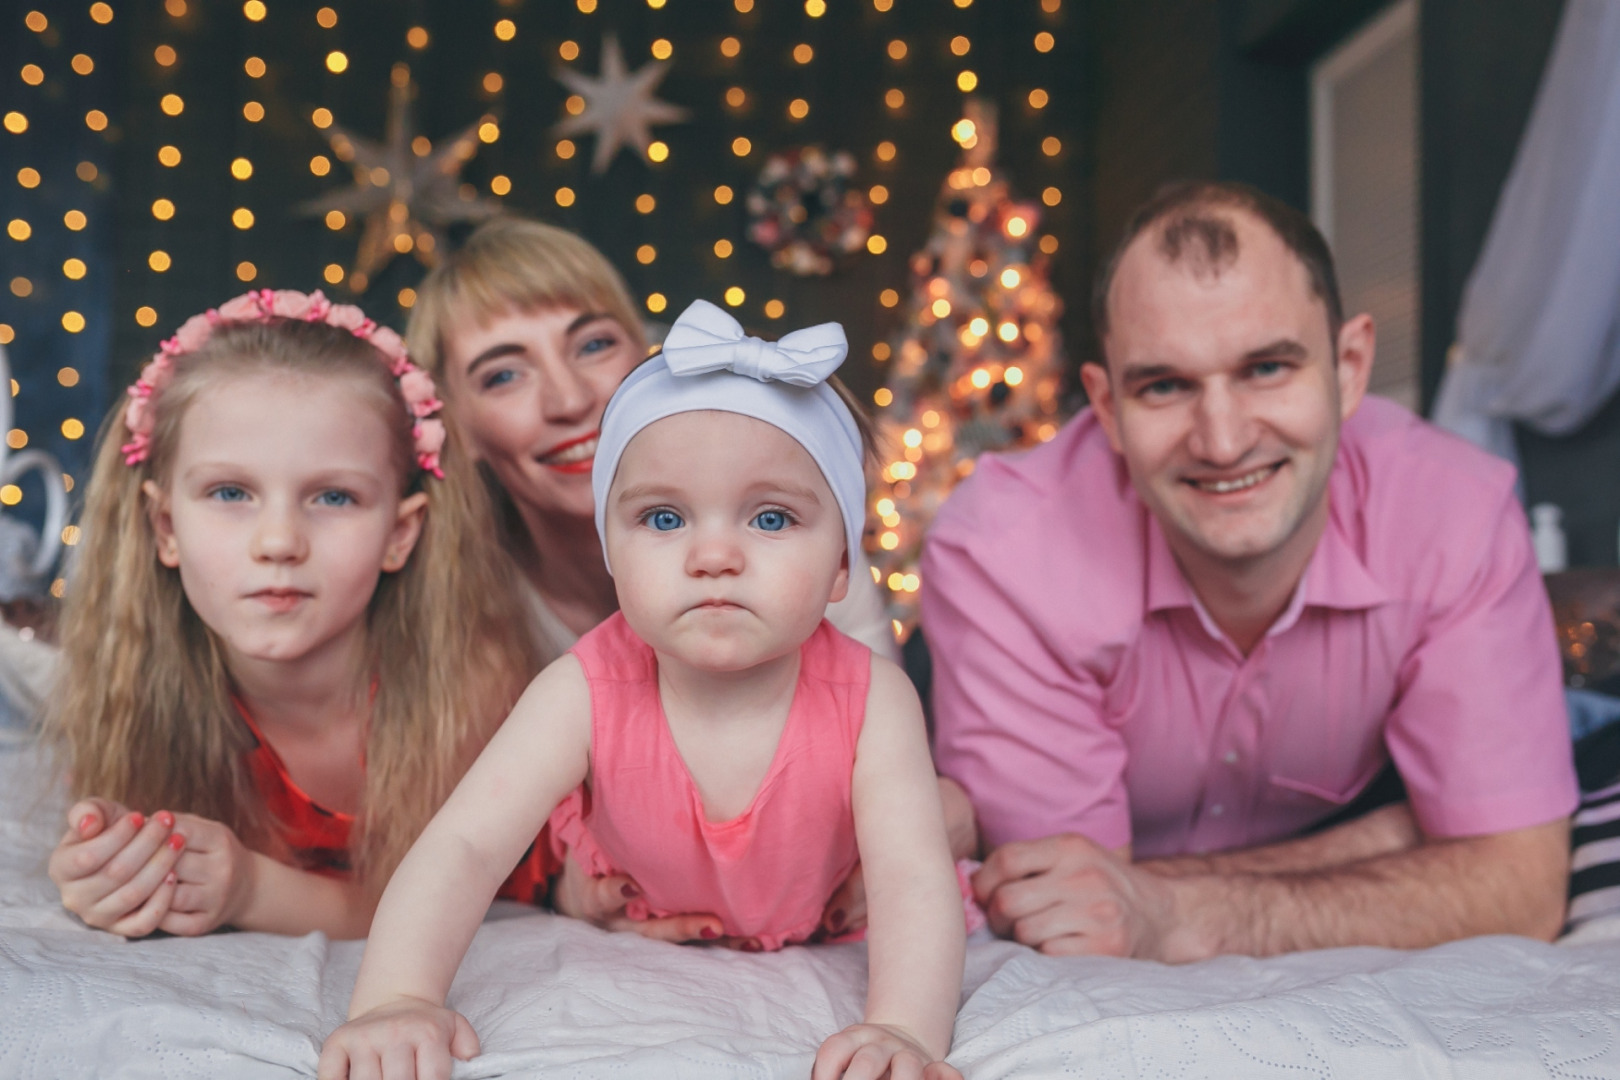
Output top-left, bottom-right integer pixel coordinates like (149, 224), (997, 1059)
(547, 612), (867, 950)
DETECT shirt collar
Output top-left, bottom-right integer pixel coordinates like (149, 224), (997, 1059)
(1144, 499), (1392, 636)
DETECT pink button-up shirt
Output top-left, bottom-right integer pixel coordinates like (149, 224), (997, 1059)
(921, 397), (1578, 858)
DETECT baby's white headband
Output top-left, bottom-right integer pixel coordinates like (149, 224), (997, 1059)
(593, 299), (866, 573)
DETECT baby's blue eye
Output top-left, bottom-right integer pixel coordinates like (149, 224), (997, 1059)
(315, 490), (355, 507)
(647, 509), (683, 531)
(752, 509), (790, 532)
(209, 485), (249, 503)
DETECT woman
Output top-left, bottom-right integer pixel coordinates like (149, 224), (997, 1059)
(406, 217), (898, 671)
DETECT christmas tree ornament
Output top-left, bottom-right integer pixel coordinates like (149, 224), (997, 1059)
(745, 146), (873, 276)
(296, 64), (501, 288)
(869, 99), (1070, 632)
(552, 35), (690, 174)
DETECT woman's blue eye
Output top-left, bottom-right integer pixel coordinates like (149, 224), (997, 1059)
(752, 510), (790, 532)
(315, 490), (355, 507)
(579, 334), (616, 357)
(647, 509), (683, 531)
(210, 485), (249, 503)
(482, 369), (516, 390)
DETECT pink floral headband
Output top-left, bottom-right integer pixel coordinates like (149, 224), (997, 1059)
(122, 289), (446, 478)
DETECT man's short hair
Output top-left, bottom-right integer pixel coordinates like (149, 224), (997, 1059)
(1090, 180), (1345, 349)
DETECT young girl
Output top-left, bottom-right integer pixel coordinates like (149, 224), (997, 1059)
(319, 300), (966, 1080)
(41, 288), (536, 939)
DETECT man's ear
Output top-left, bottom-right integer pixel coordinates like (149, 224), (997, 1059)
(141, 479), (181, 568)
(1335, 313), (1376, 421)
(381, 491), (430, 573)
(1079, 360), (1125, 454)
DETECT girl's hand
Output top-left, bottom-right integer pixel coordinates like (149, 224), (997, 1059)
(157, 813), (257, 936)
(552, 850), (724, 943)
(317, 997), (480, 1080)
(813, 1022), (963, 1080)
(48, 797), (185, 937)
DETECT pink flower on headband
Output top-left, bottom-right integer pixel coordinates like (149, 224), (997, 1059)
(119, 288), (448, 478)
(367, 326), (410, 369)
(399, 369), (442, 418)
(172, 314), (213, 352)
(324, 304), (370, 333)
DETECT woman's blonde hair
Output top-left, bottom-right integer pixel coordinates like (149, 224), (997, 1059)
(44, 317), (538, 880)
(407, 216), (647, 382)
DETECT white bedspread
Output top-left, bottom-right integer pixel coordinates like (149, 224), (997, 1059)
(6, 743), (1620, 1079)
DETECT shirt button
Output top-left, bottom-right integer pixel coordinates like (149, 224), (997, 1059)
(1208, 803), (1225, 817)
(1223, 751), (1239, 765)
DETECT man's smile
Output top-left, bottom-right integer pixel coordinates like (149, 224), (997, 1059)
(1183, 461), (1285, 495)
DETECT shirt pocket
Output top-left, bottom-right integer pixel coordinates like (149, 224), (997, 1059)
(1267, 757), (1387, 808)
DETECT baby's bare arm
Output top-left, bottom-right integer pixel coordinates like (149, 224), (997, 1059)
(828, 656), (964, 1075)
(322, 656), (594, 1078)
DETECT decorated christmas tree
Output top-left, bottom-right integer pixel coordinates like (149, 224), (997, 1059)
(869, 100), (1070, 634)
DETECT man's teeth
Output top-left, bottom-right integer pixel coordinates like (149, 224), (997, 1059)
(542, 437), (597, 465)
(1194, 465), (1276, 493)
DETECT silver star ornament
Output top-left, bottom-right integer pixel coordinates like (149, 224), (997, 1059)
(297, 64), (501, 286)
(552, 35), (690, 174)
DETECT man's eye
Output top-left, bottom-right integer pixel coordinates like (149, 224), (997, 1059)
(1250, 360), (1286, 378)
(209, 485), (249, 502)
(315, 490), (355, 507)
(751, 509), (791, 532)
(646, 509), (683, 531)
(1142, 378), (1183, 398)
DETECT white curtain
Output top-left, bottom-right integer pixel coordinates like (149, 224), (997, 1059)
(1432, 0), (1620, 466)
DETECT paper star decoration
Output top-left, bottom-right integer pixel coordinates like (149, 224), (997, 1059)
(297, 64), (501, 288)
(552, 35), (690, 174)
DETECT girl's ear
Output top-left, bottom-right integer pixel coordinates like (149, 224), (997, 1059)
(381, 491), (430, 573)
(828, 548), (850, 605)
(141, 479), (182, 568)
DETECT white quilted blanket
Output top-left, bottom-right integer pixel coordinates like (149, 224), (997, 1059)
(5, 742), (1620, 1080)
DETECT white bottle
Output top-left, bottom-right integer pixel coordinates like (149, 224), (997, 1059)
(1531, 503), (1567, 573)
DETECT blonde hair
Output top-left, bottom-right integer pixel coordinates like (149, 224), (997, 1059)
(407, 216), (647, 382)
(44, 318), (538, 881)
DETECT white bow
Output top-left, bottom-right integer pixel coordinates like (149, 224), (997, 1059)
(661, 299), (847, 387)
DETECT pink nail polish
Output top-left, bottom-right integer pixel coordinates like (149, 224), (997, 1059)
(129, 812), (145, 830)
(167, 834), (185, 851)
(165, 871), (177, 884)
(76, 815), (96, 837)
(155, 810), (174, 829)
(699, 926), (718, 940)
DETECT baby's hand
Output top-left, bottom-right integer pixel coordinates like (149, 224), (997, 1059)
(812, 1022), (963, 1080)
(317, 997), (480, 1080)
(157, 813), (256, 936)
(48, 797), (184, 937)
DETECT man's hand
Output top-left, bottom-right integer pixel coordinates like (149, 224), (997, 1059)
(48, 798), (185, 937)
(157, 813), (258, 936)
(812, 1022), (962, 1080)
(551, 851), (723, 943)
(316, 997), (480, 1080)
(973, 833), (1185, 959)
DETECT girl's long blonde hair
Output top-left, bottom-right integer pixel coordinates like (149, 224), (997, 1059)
(43, 318), (538, 880)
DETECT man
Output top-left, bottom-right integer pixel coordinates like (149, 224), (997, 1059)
(921, 180), (1577, 961)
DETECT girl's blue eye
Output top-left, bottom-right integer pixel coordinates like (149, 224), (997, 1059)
(210, 485), (249, 503)
(752, 509), (790, 532)
(482, 369), (516, 390)
(647, 509), (683, 531)
(579, 333), (617, 357)
(315, 490), (355, 507)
